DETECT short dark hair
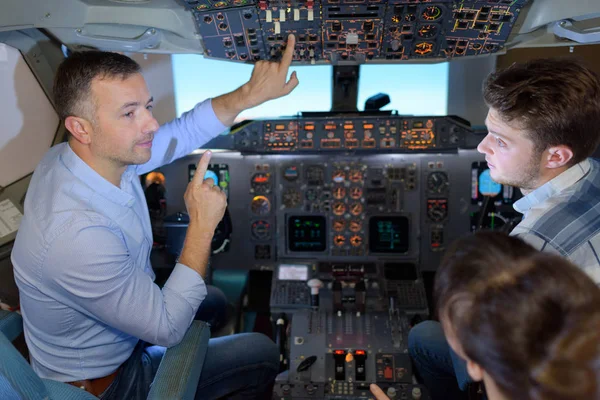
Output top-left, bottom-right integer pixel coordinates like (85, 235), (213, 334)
(483, 57), (600, 165)
(53, 51), (141, 121)
(435, 232), (600, 400)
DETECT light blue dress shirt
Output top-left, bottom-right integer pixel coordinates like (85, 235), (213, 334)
(11, 99), (227, 382)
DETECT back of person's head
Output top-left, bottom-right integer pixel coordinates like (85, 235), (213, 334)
(53, 50), (141, 121)
(483, 57), (600, 165)
(435, 231), (600, 400)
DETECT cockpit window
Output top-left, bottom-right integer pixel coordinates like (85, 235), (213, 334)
(173, 54), (332, 121)
(172, 55), (449, 120)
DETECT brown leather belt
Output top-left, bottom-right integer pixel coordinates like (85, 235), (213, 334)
(67, 367), (121, 397)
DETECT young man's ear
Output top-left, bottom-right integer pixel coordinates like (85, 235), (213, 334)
(466, 359), (485, 382)
(543, 145), (574, 169)
(64, 116), (93, 145)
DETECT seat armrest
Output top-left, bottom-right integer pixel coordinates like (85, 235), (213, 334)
(147, 320), (211, 400)
(0, 310), (23, 342)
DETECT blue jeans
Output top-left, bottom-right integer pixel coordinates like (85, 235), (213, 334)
(408, 321), (470, 400)
(100, 286), (279, 399)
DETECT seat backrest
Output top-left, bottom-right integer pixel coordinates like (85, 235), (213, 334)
(0, 327), (51, 399)
(0, 310), (210, 400)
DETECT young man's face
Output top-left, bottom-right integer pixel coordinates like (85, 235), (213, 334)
(478, 108), (543, 191)
(88, 73), (159, 169)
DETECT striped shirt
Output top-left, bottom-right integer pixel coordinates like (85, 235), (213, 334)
(511, 158), (600, 283)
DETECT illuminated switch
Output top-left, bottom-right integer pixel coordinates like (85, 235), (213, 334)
(274, 21), (281, 34)
(333, 350), (346, 381)
(384, 366), (393, 380)
(266, 10), (272, 22)
(355, 350), (367, 381)
(294, 8), (300, 21)
(280, 9), (286, 21)
(308, 9), (314, 21)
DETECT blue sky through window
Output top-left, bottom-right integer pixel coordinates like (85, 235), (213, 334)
(172, 55), (448, 121)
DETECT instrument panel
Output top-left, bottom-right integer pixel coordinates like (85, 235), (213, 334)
(182, 0), (530, 64)
(234, 115), (470, 153)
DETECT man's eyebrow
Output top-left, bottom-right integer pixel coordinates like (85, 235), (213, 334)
(120, 97), (154, 110)
(485, 120), (511, 141)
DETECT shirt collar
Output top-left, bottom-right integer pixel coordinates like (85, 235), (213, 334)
(513, 158), (591, 214)
(60, 143), (136, 207)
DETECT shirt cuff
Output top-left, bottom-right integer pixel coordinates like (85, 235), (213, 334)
(163, 263), (207, 310)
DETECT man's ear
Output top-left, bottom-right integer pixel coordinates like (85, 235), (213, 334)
(543, 145), (574, 169)
(64, 116), (93, 145)
(466, 359), (485, 382)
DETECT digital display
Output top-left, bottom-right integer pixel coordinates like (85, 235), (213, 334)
(278, 264), (309, 281)
(471, 161), (515, 204)
(369, 216), (409, 253)
(288, 216), (326, 252)
(478, 169), (501, 197)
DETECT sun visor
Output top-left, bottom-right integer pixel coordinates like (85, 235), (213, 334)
(0, 43), (59, 189)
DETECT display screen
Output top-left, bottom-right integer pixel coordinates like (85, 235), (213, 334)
(369, 216), (409, 253)
(288, 216), (327, 252)
(471, 161), (515, 204)
(278, 264), (309, 281)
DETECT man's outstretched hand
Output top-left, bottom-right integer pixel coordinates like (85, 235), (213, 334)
(211, 34), (299, 126)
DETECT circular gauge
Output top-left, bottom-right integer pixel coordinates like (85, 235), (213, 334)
(350, 202), (363, 216)
(349, 169), (363, 182)
(251, 172), (271, 194)
(350, 187), (363, 200)
(421, 6), (442, 21)
(349, 220), (362, 232)
(334, 235), (346, 247)
(333, 202), (347, 216)
(427, 172), (449, 194)
(405, 13), (416, 22)
(350, 235), (363, 247)
(414, 41), (434, 55)
(333, 219), (346, 232)
(282, 188), (302, 208)
(251, 196), (271, 215)
(332, 170), (346, 183)
(417, 24), (439, 39)
(283, 165), (299, 181)
(333, 187), (346, 200)
(306, 166), (325, 186)
(479, 169), (502, 197)
(251, 220), (271, 240)
(421, 130), (434, 142)
(427, 201), (448, 222)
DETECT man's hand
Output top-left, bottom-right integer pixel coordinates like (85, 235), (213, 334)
(370, 384), (391, 400)
(211, 34), (299, 126)
(179, 151), (227, 277)
(240, 33), (299, 109)
(183, 150), (227, 235)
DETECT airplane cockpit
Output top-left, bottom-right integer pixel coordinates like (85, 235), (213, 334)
(2, 1), (600, 399)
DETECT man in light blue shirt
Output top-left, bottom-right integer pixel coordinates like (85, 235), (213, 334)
(12, 35), (300, 399)
(401, 58), (600, 400)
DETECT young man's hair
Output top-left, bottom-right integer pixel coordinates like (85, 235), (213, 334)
(53, 50), (141, 121)
(435, 231), (600, 400)
(483, 57), (600, 165)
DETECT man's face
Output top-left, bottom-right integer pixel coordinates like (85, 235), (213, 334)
(477, 108), (543, 191)
(88, 73), (159, 169)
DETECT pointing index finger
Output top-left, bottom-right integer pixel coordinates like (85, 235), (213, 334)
(193, 151), (212, 184)
(281, 33), (296, 69)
